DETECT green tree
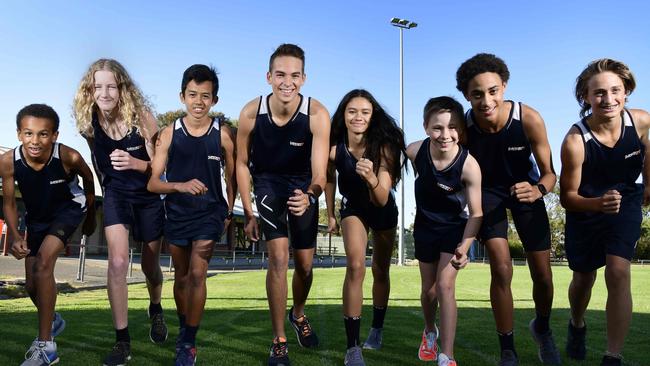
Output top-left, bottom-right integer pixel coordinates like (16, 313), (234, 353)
(156, 109), (235, 128)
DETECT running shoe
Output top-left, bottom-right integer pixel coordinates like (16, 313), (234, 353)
(147, 309), (168, 344)
(21, 339), (58, 366)
(566, 319), (586, 360)
(498, 349), (519, 366)
(102, 341), (131, 366)
(418, 325), (439, 361)
(529, 319), (561, 365)
(268, 338), (290, 366)
(287, 306), (319, 348)
(344, 346), (365, 366)
(51, 312), (65, 338)
(175, 343), (197, 366)
(362, 327), (383, 350)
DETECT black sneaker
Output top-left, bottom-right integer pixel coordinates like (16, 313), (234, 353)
(566, 320), (586, 360)
(600, 355), (622, 366)
(498, 349), (519, 366)
(287, 306), (319, 348)
(148, 310), (168, 344)
(268, 338), (291, 366)
(529, 319), (561, 365)
(103, 341), (131, 366)
(176, 327), (186, 352)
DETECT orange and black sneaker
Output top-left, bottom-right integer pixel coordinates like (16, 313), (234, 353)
(418, 325), (439, 362)
(288, 306), (319, 348)
(268, 337), (290, 366)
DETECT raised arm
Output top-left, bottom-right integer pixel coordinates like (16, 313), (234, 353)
(236, 99), (260, 241)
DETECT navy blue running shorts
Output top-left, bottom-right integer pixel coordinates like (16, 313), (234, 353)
(26, 206), (84, 257)
(478, 187), (551, 252)
(565, 188), (642, 272)
(103, 188), (164, 243)
(413, 217), (466, 263)
(339, 193), (398, 231)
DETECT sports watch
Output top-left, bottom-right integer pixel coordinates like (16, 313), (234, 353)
(537, 184), (548, 196)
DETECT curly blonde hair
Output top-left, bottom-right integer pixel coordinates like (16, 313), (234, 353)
(73, 59), (152, 137)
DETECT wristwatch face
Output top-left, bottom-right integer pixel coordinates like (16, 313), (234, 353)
(537, 184), (547, 195)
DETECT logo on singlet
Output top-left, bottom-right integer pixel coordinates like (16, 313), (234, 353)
(50, 179), (65, 185)
(625, 150), (641, 159)
(289, 141), (304, 147)
(208, 155), (221, 161)
(507, 146), (526, 152)
(126, 145), (143, 152)
(437, 182), (453, 192)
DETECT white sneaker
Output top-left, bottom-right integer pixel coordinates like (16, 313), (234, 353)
(21, 338), (59, 365)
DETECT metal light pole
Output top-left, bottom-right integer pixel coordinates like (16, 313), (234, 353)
(390, 17), (417, 266)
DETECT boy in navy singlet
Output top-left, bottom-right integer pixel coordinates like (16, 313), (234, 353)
(406, 97), (482, 366)
(456, 54), (560, 365)
(236, 44), (330, 366)
(148, 64), (236, 366)
(1, 104), (96, 366)
(560, 59), (650, 366)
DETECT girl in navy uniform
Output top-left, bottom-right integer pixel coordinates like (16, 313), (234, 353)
(73, 59), (166, 366)
(325, 89), (405, 365)
(406, 97), (482, 366)
(1, 104), (96, 366)
(236, 44), (331, 366)
(560, 59), (650, 366)
(456, 53), (560, 366)
(148, 64), (236, 366)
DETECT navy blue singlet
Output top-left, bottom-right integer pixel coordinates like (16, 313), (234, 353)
(465, 101), (540, 190)
(335, 141), (373, 209)
(414, 139), (468, 225)
(165, 118), (228, 222)
(91, 114), (157, 200)
(13, 143), (86, 227)
(249, 94), (312, 177)
(571, 109), (644, 200)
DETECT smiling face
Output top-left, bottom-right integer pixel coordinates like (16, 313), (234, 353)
(17, 116), (58, 161)
(93, 70), (120, 113)
(585, 71), (627, 120)
(180, 80), (217, 121)
(344, 97), (373, 136)
(267, 55), (305, 104)
(464, 72), (507, 125)
(424, 110), (462, 153)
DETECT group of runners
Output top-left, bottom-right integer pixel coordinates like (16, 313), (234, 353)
(1, 44), (647, 366)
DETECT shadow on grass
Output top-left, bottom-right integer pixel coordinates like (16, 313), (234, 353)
(1, 305), (648, 366)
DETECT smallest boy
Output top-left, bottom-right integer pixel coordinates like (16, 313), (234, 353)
(148, 64), (236, 366)
(1, 104), (96, 366)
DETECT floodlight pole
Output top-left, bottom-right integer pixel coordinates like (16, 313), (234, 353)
(390, 17), (416, 266)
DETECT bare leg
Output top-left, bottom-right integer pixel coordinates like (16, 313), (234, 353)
(341, 216), (368, 317)
(568, 271), (596, 327)
(141, 238), (163, 305)
(485, 238), (514, 333)
(419, 260), (439, 332)
(436, 252), (459, 358)
(604, 255), (632, 355)
(291, 247), (315, 317)
(33, 236), (64, 341)
(266, 237), (289, 339)
(105, 224), (131, 330)
(526, 250), (554, 318)
(184, 240), (215, 327)
(370, 228), (395, 309)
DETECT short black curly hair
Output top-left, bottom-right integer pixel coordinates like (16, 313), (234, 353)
(456, 53), (510, 94)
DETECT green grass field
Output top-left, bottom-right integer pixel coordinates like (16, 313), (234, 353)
(1, 264), (649, 365)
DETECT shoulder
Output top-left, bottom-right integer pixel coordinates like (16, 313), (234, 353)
(240, 97), (262, 120)
(139, 109), (160, 140)
(629, 108), (650, 129)
(329, 145), (337, 161)
(520, 103), (546, 127)
(0, 149), (15, 173)
(561, 125), (585, 155)
(308, 98), (330, 118)
(59, 144), (85, 166)
(406, 139), (424, 160)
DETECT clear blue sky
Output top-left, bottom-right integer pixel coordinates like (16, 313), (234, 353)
(1, 0), (649, 225)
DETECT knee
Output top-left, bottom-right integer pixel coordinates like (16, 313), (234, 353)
(189, 267), (206, 287)
(108, 255), (129, 276)
(346, 260), (366, 281)
(605, 266), (630, 287)
(421, 282), (436, 302)
(33, 254), (54, 277)
(436, 279), (455, 300)
(294, 263), (313, 280)
(491, 262), (513, 286)
(572, 272), (597, 289)
(532, 271), (553, 290)
(371, 263), (390, 283)
(268, 254), (288, 271)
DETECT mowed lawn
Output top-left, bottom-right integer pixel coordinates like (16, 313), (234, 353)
(1, 264), (649, 365)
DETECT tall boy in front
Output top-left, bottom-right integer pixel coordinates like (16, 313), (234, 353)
(148, 64), (235, 366)
(1, 104), (96, 365)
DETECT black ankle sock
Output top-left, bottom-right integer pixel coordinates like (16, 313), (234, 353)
(149, 302), (163, 316)
(178, 313), (186, 329)
(344, 315), (361, 349)
(371, 305), (387, 329)
(116, 326), (130, 343)
(534, 313), (550, 334)
(498, 331), (516, 354)
(182, 325), (199, 345)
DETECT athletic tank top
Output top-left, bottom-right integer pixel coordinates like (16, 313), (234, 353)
(164, 118), (227, 221)
(466, 101), (540, 190)
(414, 139), (468, 225)
(249, 94), (312, 177)
(13, 143), (86, 225)
(90, 114), (157, 200)
(572, 109), (644, 198)
(335, 141), (374, 209)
